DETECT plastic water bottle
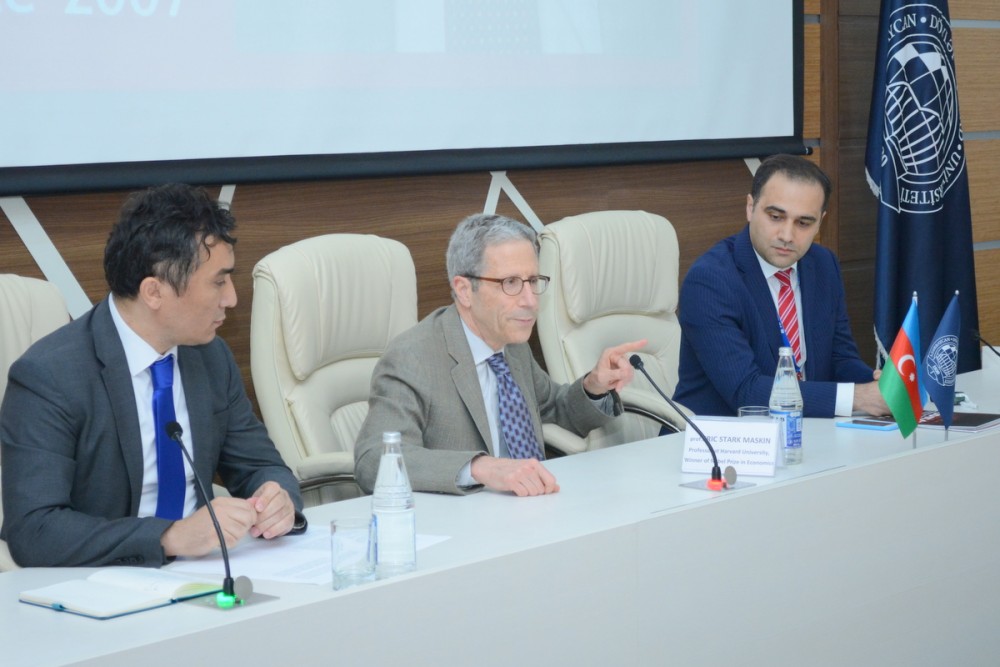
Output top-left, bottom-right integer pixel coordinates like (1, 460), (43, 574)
(769, 347), (803, 465)
(371, 431), (416, 577)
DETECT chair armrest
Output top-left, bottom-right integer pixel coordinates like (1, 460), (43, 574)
(622, 405), (682, 434)
(296, 452), (356, 486)
(542, 423), (588, 456)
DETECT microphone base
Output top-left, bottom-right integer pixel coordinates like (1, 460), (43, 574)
(680, 479), (756, 492)
(187, 581), (275, 611)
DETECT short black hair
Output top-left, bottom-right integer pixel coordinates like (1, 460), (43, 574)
(750, 154), (832, 212)
(104, 183), (237, 298)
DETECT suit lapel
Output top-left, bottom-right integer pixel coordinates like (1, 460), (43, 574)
(93, 301), (145, 516)
(441, 306), (494, 454)
(177, 346), (212, 502)
(797, 249), (818, 358)
(734, 227), (783, 358)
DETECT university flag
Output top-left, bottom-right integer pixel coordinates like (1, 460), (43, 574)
(923, 291), (960, 428)
(865, 0), (980, 374)
(878, 296), (923, 437)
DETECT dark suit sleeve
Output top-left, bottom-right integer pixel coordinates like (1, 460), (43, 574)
(1, 335), (300, 568)
(1, 353), (171, 567)
(677, 260), (790, 414)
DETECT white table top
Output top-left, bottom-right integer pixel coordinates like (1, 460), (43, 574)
(2, 370), (996, 666)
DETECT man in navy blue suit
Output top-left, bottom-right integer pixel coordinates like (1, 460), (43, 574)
(673, 155), (888, 418)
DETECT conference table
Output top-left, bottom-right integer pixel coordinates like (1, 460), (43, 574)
(3, 370), (999, 666)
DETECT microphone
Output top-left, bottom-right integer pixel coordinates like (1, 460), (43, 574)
(628, 354), (728, 491)
(166, 421), (252, 608)
(973, 330), (1000, 361)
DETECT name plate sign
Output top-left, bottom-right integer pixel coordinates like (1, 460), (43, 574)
(681, 417), (779, 477)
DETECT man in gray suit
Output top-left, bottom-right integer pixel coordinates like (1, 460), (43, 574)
(0, 184), (303, 568)
(355, 213), (644, 496)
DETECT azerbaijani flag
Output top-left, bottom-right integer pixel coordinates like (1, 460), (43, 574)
(878, 296), (924, 437)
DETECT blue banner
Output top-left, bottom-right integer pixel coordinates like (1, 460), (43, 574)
(865, 0), (980, 373)
(923, 292), (961, 428)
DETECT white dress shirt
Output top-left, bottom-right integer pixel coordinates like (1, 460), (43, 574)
(108, 295), (197, 518)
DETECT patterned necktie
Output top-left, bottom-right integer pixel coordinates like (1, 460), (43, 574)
(776, 268), (802, 367)
(486, 352), (544, 460)
(151, 354), (185, 519)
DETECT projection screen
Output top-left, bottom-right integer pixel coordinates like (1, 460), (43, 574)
(0, 0), (803, 195)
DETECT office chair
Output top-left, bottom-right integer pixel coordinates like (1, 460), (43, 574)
(0, 274), (71, 571)
(251, 234), (417, 505)
(537, 211), (687, 454)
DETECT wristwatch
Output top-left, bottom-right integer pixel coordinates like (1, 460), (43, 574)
(288, 510), (308, 535)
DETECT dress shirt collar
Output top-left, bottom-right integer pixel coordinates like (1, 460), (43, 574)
(459, 316), (503, 365)
(753, 249), (799, 285)
(108, 294), (179, 378)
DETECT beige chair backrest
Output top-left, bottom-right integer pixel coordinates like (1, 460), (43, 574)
(0, 274), (71, 406)
(537, 211), (686, 453)
(0, 274), (71, 571)
(251, 234), (417, 504)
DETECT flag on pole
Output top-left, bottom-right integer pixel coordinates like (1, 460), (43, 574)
(878, 296), (923, 437)
(865, 0), (980, 374)
(922, 291), (961, 428)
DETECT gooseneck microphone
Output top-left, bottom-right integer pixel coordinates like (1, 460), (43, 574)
(973, 330), (1000, 361)
(628, 354), (726, 491)
(166, 421), (251, 608)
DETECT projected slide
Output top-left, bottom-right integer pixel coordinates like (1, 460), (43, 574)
(0, 0), (800, 193)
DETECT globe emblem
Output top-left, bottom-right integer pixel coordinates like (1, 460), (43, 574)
(884, 41), (959, 184)
(925, 336), (959, 387)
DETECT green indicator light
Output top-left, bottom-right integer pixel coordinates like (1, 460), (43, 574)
(216, 592), (237, 609)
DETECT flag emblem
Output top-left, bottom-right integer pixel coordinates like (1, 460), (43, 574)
(924, 335), (959, 387)
(874, 3), (964, 215)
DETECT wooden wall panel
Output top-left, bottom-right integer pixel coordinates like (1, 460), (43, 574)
(837, 16), (878, 142)
(831, 143), (879, 264)
(839, 0), (878, 18)
(975, 249), (1000, 344)
(951, 0), (1000, 21)
(2, 191), (127, 294)
(502, 160), (751, 280)
(840, 0), (1000, 19)
(804, 23), (821, 139)
(954, 28), (1000, 133)
(828, 5), (880, 352)
(842, 260), (880, 365)
(967, 140), (1000, 243)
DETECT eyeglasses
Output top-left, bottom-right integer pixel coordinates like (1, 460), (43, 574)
(464, 274), (551, 296)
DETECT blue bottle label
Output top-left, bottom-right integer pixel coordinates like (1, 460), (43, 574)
(770, 409), (802, 449)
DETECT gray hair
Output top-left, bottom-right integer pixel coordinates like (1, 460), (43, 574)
(446, 213), (537, 285)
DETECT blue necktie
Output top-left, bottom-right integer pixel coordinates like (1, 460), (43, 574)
(486, 352), (544, 460)
(151, 354), (185, 519)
